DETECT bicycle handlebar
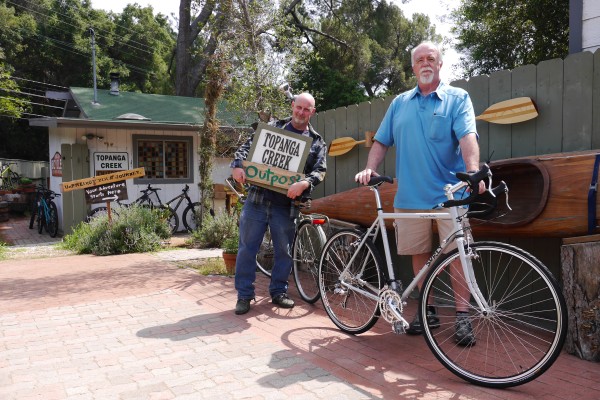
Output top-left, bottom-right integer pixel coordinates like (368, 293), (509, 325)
(365, 164), (510, 215)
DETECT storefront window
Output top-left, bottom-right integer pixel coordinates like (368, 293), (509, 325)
(133, 135), (193, 183)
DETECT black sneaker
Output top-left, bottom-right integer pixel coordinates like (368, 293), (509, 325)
(454, 315), (476, 346)
(235, 299), (251, 315)
(272, 293), (295, 308)
(406, 310), (441, 335)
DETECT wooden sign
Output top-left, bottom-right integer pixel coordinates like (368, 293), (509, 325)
(244, 123), (312, 193)
(242, 161), (304, 194)
(247, 123), (312, 173)
(84, 181), (128, 204)
(61, 167), (145, 193)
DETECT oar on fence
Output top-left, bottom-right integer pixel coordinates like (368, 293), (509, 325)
(475, 97), (538, 124)
(328, 98), (539, 156)
(328, 131), (375, 157)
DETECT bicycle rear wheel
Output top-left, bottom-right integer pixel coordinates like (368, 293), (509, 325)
(420, 241), (567, 388)
(182, 202), (202, 231)
(293, 221), (326, 303)
(318, 229), (383, 334)
(256, 228), (273, 277)
(37, 205), (45, 234)
(47, 202), (59, 237)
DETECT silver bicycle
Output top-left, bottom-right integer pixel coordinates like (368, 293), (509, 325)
(317, 165), (567, 388)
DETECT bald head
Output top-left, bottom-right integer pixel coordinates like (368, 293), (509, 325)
(290, 92), (316, 130)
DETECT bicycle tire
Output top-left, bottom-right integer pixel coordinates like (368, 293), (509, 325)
(293, 221), (326, 303)
(47, 201), (59, 237)
(318, 229), (383, 334)
(420, 241), (567, 388)
(37, 203), (45, 234)
(29, 195), (38, 229)
(160, 206), (178, 233)
(87, 206), (118, 221)
(182, 202), (202, 232)
(256, 228), (274, 277)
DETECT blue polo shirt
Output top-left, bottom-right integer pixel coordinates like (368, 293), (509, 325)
(375, 82), (477, 209)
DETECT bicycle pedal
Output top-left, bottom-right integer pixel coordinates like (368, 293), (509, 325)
(392, 320), (409, 334)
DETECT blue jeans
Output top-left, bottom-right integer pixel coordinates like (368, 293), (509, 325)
(234, 200), (295, 300)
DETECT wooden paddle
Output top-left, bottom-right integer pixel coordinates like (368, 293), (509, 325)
(476, 97), (538, 124)
(328, 131), (375, 156)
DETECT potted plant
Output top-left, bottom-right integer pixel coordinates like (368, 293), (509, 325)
(222, 230), (239, 274)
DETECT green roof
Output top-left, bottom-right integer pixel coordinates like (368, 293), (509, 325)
(70, 87), (250, 127)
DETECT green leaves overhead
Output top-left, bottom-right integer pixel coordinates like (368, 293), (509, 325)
(451, 0), (569, 77)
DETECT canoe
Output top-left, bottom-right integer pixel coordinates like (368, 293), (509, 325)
(310, 150), (600, 238)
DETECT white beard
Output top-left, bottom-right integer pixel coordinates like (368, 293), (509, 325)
(419, 72), (434, 85)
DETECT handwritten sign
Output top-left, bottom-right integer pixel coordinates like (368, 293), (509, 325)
(84, 181), (128, 204)
(242, 161), (304, 194)
(247, 123), (311, 173)
(61, 167), (145, 193)
(244, 123), (311, 193)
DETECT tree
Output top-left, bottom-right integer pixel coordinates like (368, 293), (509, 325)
(286, 0), (442, 106)
(451, 0), (569, 77)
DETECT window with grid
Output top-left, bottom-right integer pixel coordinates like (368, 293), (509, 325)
(133, 135), (193, 183)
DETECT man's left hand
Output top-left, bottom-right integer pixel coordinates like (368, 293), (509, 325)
(287, 180), (310, 199)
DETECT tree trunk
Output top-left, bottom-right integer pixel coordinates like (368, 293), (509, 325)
(560, 239), (600, 362)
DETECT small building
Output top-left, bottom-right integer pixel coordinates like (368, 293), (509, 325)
(30, 83), (249, 234)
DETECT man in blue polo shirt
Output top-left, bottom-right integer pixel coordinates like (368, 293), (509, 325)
(355, 41), (483, 346)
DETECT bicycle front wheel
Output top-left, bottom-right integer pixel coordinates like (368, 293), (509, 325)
(420, 241), (567, 388)
(256, 228), (273, 277)
(293, 221), (326, 304)
(318, 229), (383, 334)
(47, 202), (59, 237)
(182, 202), (202, 232)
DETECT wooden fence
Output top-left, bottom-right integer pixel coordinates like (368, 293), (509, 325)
(310, 48), (600, 200)
(308, 48), (600, 286)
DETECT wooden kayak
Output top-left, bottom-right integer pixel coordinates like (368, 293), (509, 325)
(310, 150), (600, 238)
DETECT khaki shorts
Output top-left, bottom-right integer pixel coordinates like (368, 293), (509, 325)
(393, 208), (471, 255)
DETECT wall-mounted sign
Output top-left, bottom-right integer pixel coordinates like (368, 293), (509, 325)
(61, 167), (145, 192)
(51, 152), (62, 177)
(84, 181), (128, 204)
(93, 152), (129, 174)
(244, 123), (311, 193)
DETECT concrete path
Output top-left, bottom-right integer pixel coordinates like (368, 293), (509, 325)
(1, 248), (598, 400)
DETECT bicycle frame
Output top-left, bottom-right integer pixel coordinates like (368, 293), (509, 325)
(339, 178), (492, 322)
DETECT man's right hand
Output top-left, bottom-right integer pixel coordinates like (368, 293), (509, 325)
(355, 168), (379, 185)
(232, 167), (246, 184)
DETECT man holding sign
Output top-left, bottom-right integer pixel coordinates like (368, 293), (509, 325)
(230, 92), (327, 315)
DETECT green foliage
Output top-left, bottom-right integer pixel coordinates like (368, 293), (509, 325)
(451, 0), (569, 77)
(0, 241), (6, 260)
(190, 210), (238, 248)
(222, 230), (239, 254)
(62, 205), (171, 256)
(289, 0), (441, 102)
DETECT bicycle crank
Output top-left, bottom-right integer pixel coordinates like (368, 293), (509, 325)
(378, 289), (410, 334)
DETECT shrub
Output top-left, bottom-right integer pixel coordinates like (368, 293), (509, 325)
(63, 205), (171, 255)
(0, 241), (6, 260)
(190, 210), (238, 248)
(222, 230), (239, 254)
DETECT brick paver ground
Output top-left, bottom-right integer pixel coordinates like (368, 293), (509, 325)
(1, 248), (599, 400)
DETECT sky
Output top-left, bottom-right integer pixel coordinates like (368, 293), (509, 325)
(91, 0), (462, 81)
